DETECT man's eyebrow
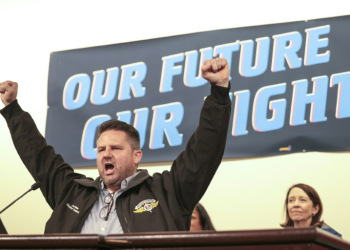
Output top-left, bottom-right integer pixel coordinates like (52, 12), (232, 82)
(97, 144), (122, 148)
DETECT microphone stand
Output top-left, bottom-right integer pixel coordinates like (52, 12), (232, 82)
(0, 182), (41, 215)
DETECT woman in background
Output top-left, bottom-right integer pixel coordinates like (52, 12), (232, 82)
(281, 183), (341, 237)
(190, 203), (215, 231)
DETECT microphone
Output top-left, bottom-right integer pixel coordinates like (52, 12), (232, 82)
(31, 182), (41, 191)
(0, 181), (41, 215)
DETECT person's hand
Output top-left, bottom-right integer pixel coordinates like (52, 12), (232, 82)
(0, 80), (18, 106)
(201, 58), (229, 88)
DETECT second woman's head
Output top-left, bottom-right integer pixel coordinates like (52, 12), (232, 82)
(281, 183), (323, 228)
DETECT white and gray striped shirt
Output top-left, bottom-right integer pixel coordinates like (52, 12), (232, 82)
(80, 172), (139, 234)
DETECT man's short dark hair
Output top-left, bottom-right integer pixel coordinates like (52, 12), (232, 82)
(97, 119), (140, 150)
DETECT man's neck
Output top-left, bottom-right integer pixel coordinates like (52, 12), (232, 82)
(106, 186), (120, 193)
(102, 171), (139, 193)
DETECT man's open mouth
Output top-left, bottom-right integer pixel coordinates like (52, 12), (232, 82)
(105, 163), (115, 174)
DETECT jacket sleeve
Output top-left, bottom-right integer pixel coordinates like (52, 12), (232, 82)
(170, 83), (231, 214)
(0, 100), (86, 209)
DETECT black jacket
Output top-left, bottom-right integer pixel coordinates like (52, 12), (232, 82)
(1, 84), (231, 233)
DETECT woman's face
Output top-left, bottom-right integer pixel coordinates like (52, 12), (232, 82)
(287, 187), (319, 227)
(190, 207), (203, 231)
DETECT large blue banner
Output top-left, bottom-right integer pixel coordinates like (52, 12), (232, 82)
(46, 15), (350, 167)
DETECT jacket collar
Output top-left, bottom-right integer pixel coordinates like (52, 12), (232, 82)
(73, 169), (150, 191)
(126, 169), (150, 190)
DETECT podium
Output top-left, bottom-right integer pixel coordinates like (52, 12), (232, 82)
(0, 218), (6, 235)
(0, 227), (349, 249)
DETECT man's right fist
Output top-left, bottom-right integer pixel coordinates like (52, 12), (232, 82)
(0, 81), (18, 106)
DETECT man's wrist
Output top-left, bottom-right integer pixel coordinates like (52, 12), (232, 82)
(214, 80), (229, 88)
(209, 82), (231, 105)
(0, 99), (22, 120)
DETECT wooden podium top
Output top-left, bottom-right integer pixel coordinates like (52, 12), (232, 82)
(0, 227), (349, 249)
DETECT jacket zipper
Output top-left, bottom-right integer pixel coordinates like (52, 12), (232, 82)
(72, 209), (88, 233)
(120, 198), (130, 233)
(72, 191), (98, 233)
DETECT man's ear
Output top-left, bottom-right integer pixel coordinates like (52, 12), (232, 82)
(133, 150), (142, 164)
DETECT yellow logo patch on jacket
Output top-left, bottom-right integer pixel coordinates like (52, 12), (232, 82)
(133, 199), (159, 213)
